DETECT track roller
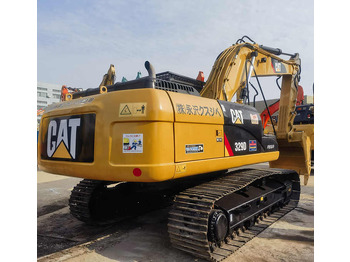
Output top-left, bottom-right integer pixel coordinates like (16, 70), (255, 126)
(208, 209), (229, 245)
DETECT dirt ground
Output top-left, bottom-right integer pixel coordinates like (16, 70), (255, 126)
(37, 166), (314, 262)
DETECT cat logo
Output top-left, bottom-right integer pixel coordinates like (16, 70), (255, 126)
(230, 109), (244, 124)
(47, 118), (81, 159)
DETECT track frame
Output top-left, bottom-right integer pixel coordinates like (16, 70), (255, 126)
(168, 168), (300, 261)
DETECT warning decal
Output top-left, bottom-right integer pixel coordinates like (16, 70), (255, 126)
(123, 134), (143, 153)
(175, 164), (187, 173)
(119, 103), (147, 117)
(120, 105), (132, 115)
(250, 113), (259, 125)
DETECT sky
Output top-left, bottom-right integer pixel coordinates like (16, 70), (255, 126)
(37, 0), (314, 100)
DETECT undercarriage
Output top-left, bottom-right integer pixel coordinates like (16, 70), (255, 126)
(69, 168), (300, 261)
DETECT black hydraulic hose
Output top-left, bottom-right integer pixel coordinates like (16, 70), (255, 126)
(244, 59), (250, 104)
(252, 67), (276, 136)
(243, 55), (258, 104)
(235, 36), (256, 44)
(249, 82), (259, 107)
(276, 76), (281, 90)
(247, 85), (250, 104)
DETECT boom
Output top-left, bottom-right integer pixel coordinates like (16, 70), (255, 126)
(201, 42), (311, 184)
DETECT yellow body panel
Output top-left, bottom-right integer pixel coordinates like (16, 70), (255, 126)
(109, 122), (174, 165)
(174, 152), (279, 179)
(167, 91), (224, 124)
(38, 88), (280, 182)
(38, 88), (175, 182)
(174, 123), (223, 162)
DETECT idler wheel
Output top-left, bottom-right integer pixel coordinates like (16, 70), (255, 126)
(208, 209), (228, 244)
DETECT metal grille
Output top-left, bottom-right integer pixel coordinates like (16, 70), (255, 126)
(155, 79), (200, 96)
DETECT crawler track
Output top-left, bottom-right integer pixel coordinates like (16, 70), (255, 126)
(69, 179), (116, 225)
(69, 179), (178, 225)
(168, 168), (300, 261)
(69, 179), (159, 225)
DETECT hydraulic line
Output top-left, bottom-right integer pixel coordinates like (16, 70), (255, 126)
(235, 35), (256, 44)
(244, 58), (250, 104)
(252, 66), (277, 136)
(249, 82), (259, 107)
(276, 76), (281, 90)
(243, 52), (257, 104)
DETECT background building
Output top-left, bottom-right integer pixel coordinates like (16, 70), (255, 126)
(37, 81), (62, 125)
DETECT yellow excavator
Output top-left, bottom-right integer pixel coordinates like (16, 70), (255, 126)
(38, 36), (312, 261)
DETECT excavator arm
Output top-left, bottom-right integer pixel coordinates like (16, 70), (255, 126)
(99, 64), (115, 87)
(201, 43), (299, 101)
(261, 85), (304, 129)
(201, 42), (312, 184)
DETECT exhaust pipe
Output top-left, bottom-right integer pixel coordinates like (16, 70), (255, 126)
(145, 61), (156, 79)
(144, 61), (155, 89)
